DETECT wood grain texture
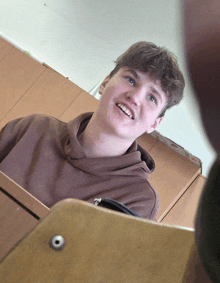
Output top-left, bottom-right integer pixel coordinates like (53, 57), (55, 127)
(0, 37), (14, 62)
(0, 47), (46, 123)
(0, 171), (49, 218)
(0, 171), (50, 261)
(60, 90), (99, 122)
(0, 190), (38, 261)
(148, 141), (201, 221)
(0, 69), (83, 129)
(137, 132), (158, 152)
(161, 175), (206, 228)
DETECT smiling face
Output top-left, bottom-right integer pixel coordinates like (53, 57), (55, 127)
(96, 67), (167, 142)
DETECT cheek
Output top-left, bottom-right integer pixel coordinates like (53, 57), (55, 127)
(104, 86), (122, 104)
(140, 112), (156, 129)
(99, 87), (117, 111)
(142, 103), (160, 119)
(100, 87), (112, 102)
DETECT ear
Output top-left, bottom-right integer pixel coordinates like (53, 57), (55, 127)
(146, 117), (163, 134)
(98, 75), (111, 95)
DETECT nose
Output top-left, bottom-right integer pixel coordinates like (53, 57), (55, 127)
(125, 88), (144, 106)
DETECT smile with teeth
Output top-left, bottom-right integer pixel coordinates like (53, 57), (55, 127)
(116, 103), (134, 119)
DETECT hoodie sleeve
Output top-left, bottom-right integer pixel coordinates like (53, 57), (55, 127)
(0, 118), (23, 162)
(141, 194), (159, 221)
(128, 182), (160, 221)
(0, 115), (40, 163)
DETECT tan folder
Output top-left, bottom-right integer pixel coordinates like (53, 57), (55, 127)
(0, 194), (210, 282)
(0, 172), (210, 283)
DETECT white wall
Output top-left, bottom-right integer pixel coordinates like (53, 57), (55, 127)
(0, 0), (216, 176)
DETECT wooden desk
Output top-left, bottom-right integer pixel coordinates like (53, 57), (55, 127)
(0, 171), (49, 261)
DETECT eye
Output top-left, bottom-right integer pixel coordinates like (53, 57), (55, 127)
(127, 77), (135, 86)
(148, 95), (156, 104)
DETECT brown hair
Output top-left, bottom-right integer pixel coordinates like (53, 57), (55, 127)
(109, 41), (185, 117)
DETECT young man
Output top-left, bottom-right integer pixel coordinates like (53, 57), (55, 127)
(0, 42), (184, 219)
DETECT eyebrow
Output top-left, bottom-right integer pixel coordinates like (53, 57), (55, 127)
(125, 69), (140, 80)
(125, 68), (163, 103)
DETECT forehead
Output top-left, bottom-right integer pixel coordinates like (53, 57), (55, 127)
(119, 67), (158, 83)
(116, 67), (168, 107)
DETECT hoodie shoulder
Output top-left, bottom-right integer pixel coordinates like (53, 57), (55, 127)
(1, 114), (67, 144)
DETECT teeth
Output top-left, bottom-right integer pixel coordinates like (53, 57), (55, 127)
(116, 103), (134, 119)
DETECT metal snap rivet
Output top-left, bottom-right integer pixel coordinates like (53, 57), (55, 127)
(49, 235), (65, 250)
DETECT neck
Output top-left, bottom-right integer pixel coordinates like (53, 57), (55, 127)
(78, 114), (133, 158)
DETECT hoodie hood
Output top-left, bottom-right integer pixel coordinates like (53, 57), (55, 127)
(64, 113), (155, 179)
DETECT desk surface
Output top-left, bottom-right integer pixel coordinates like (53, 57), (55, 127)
(0, 171), (49, 261)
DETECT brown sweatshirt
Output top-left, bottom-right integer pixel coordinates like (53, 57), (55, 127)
(0, 113), (159, 219)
